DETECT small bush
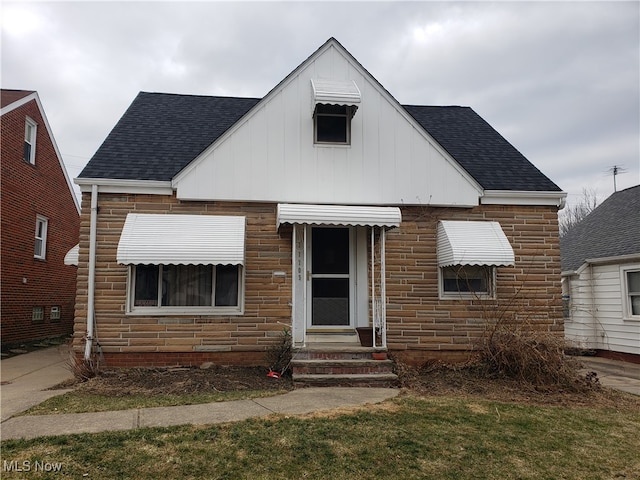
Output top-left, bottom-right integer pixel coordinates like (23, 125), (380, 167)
(264, 329), (292, 376)
(475, 327), (594, 391)
(67, 352), (101, 382)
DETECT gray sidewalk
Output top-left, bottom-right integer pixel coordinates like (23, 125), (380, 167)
(1, 387), (399, 440)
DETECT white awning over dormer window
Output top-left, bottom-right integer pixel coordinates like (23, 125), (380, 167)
(437, 221), (515, 267)
(311, 79), (361, 111)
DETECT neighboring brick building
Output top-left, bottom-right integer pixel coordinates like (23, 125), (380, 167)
(1, 90), (80, 347)
(73, 39), (566, 380)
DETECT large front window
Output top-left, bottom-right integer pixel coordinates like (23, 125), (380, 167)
(129, 264), (241, 314)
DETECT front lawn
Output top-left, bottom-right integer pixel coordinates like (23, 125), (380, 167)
(2, 395), (639, 479)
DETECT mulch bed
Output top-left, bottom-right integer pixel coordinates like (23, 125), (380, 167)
(58, 359), (640, 410)
(70, 365), (294, 397)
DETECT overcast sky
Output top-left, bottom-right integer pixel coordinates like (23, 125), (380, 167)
(2, 1), (639, 209)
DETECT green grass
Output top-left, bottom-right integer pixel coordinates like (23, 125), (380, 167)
(3, 395), (639, 479)
(21, 389), (290, 415)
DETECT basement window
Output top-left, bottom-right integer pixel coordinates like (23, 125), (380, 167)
(32, 306), (44, 323)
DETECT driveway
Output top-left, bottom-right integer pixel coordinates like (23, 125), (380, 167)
(578, 356), (640, 396)
(1, 345), (74, 423)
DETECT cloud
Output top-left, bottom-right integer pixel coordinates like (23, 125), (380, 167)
(2, 1), (638, 206)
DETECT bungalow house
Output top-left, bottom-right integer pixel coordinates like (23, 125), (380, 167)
(1, 89), (80, 347)
(73, 38), (566, 381)
(561, 185), (640, 362)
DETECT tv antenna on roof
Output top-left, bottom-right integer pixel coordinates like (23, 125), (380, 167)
(606, 165), (627, 192)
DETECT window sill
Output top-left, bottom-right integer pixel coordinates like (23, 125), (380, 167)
(623, 316), (640, 322)
(314, 142), (351, 148)
(439, 292), (494, 301)
(126, 306), (243, 316)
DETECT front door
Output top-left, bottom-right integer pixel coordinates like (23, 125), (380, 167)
(307, 227), (354, 328)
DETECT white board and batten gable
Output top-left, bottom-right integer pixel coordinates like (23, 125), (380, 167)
(173, 39), (482, 207)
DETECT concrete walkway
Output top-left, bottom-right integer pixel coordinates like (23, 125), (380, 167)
(1, 387), (399, 440)
(1, 347), (398, 441)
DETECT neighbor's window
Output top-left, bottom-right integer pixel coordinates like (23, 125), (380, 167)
(24, 117), (37, 164)
(440, 265), (494, 298)
(50, 306), (61, 322)
(624, 269), (640, 318)
(130, 264), (241, 314)
(314, 104), (352, 144)
(32, 306), (44, 323)
(34, 216), (48, 259)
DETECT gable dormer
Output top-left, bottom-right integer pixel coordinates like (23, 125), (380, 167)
(173, 38), (482, 206)
(311, 79), (360, 145)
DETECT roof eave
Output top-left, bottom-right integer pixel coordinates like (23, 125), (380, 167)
(75, 177), (174, 195)
(481, 190), (567, 208)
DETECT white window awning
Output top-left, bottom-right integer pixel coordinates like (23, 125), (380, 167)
(117, 214), (245, 265)
(437, 221), (515, 267)
(64, 244), (79, 266)
(311, 79), (361, 108)
(277, 203), (401, 228)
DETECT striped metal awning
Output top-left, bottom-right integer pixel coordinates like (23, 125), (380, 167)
(437, 220), (515, 267)
(277, 203), (401, 228)
(64, 244), (79, 266)
(311, 79), (361, 108)
(117, 214), (245, 265)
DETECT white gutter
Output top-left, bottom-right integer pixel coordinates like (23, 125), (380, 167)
(481, 190), (567, 209)
(75, 177), (173, 195)
(85, 184), (98, 360)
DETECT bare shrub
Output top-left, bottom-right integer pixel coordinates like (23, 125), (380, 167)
(67, 352), (101, 382)
(476, 328), (582, 388)
(264, 328), (293, 376)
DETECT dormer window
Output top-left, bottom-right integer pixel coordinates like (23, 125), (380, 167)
(311, 79), (360, 146)
(314, 104), (354, 144)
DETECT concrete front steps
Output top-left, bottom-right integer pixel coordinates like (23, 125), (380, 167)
(291, 343), (399, 388)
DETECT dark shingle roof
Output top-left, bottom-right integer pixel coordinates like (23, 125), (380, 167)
(80, 92), (560, 193)
(403, 105), (560, 191)
(79, 93), (259, 181)
(560, 185), (640, 272)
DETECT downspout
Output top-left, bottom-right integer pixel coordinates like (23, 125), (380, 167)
(588, 263), (599, 351)
(381, 227), (387, 349)
(371, 227), (375, 347)
(84, 184), (98, 360)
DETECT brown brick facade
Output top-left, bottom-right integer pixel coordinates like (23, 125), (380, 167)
(73, 191), (562, 367)
(1, 98), (80, 346)
(385, 205), (563, 364)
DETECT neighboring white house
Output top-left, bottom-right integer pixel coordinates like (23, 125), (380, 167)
(561, 185), (640, 360)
